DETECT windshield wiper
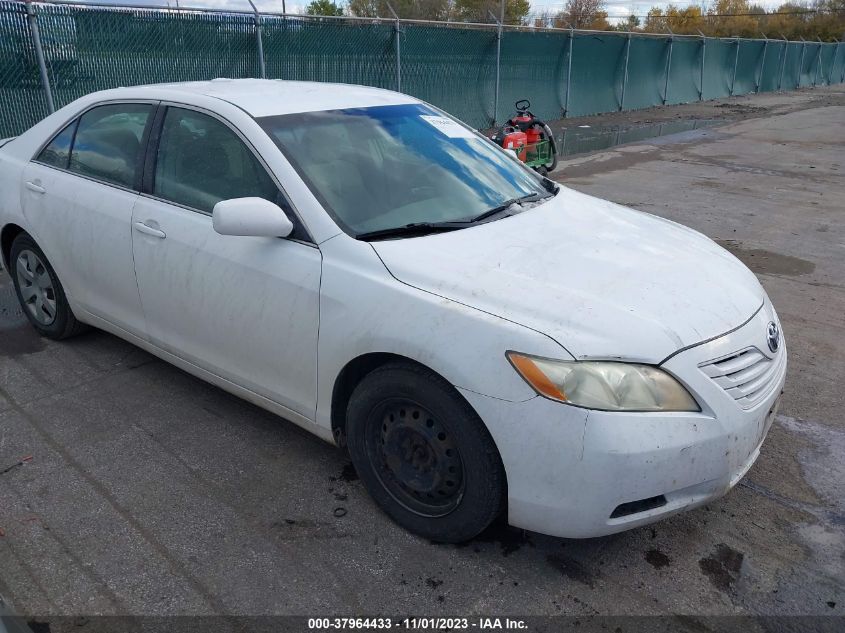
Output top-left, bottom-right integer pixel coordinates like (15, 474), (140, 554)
(466, 191), (553, 224)
(356, 191), (555, 241)
(355, 221), (470, 241)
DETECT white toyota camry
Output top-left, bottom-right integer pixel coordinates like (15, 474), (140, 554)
(0, 79), (786, 542)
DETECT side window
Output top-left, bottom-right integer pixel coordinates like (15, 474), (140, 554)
(153, 107), (279, 214)
(36, 120), (77, 169)
(68, 104), (151, 189)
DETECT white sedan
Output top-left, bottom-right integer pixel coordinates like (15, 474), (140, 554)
(0, 79), (786, 542)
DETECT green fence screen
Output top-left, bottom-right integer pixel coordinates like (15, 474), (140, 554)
(1, 1), (844, 138)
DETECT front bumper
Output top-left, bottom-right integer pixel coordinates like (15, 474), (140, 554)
(461, 301), (787, 539)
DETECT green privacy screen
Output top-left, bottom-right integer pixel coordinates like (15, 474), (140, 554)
(1, 1), (844, 137)
(0, 1), (49, 137)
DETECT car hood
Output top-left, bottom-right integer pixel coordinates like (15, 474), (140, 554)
(371, 187), (764, 363)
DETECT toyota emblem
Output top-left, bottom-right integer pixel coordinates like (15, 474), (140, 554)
(766, 321), (780, 353)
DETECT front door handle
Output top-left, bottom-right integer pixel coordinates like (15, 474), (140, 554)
(25, 181), (46, 194)
(134, 221), (166, 239)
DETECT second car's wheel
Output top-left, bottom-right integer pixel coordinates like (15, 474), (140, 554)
(9, 233), (86, 340)
(346, 362), (506, 543)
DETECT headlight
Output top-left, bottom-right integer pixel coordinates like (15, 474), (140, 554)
(507, 352), (699, 412)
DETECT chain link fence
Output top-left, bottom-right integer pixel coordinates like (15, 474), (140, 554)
(2, 0), (844, 138)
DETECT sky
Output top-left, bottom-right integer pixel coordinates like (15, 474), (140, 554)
(74, 0), (788, 24)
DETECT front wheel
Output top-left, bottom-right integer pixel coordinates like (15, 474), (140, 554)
(346, 362), (506, 543)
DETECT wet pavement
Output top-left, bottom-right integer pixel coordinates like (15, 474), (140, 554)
(0, 85), (844, 622)
(552, 119), (720, 157)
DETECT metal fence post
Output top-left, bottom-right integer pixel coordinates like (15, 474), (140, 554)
(797, 38), (806, 86)
(778, 34), (788, 90)
(563, 27), (573, 117)
(829, 40), (840, 85)
(756, 33), (768, 93)
(24, 0), (55, 113)
(813, 37), (823, 86)
(663, 30), (674, 105)
(387, 3), (401, 92)
(619, 33), (631, 111)
(840, 40), (845, 83)
(698, 31), (706, 100)
(247, 0), (266, 79)
(730, 37), (740, 96)
(840, 39), (845, 83)
(489, 11), (502, 127)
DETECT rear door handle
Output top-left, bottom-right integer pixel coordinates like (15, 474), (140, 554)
(25, 181), (46, 194)
(134, 221), (166, 239)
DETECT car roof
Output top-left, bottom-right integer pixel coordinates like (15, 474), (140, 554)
(111, 79), (420, 118)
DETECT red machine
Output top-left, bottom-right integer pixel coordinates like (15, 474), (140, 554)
(497, 127), (527, 161)
(492, 99), (558, 174)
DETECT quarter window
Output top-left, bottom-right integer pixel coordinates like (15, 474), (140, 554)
(36, 120), (77, 169)
(153, 107), (279, 214)
(68, 103), (152, 188)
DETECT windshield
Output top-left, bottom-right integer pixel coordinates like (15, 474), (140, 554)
(258, 103), (549, 237)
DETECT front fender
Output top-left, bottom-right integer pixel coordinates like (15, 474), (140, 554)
(315, 235), (571, 431)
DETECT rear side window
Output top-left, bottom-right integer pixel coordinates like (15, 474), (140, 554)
(68, 104), (152, 188)
(37, 120), (77, 169)
(153, 107), (278, 213)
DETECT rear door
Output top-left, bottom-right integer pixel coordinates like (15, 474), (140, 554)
(20, 102), (154, 334)
(130, 105), (321, 419)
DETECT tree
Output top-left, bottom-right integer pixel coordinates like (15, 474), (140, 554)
(451, 0), (532, 25)
(305, 0), (344, 16)
(641, 0), (844, 38)
(761, 3), (811, 38)
(707, 0), (761, 37)
(347, 0), (451, 20)
(665, 5), (705, 34)
(615, 14), (641, 31)
(532, 9), (556, 28)
(556, 0), (611, 30)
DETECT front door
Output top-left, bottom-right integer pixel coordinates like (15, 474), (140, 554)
(130, 105), (321, 419)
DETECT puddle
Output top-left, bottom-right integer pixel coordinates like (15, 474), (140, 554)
(644, 548), (671, 569)
(555, 119), (721, 157)
(545, 553), (597, 588)
(715, 240), (816, 276)
(0, 323), (45, 357)
(698, 543), (745, 592)
(771, 416), (845, 595)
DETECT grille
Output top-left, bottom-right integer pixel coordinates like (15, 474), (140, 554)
(699, 346), (784, 409)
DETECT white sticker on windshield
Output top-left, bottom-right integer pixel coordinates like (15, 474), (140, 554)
(420, 115), (476, 139)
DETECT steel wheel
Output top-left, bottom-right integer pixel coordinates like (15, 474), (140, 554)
(15, 249), (57, 326)
(347, 362), (505, 542)
(368, 398), (465, 518)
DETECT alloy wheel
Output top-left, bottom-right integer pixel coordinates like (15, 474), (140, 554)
(15, 249), (57, 326)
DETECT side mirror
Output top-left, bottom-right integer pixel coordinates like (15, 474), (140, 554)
(212, 197), (294, 238)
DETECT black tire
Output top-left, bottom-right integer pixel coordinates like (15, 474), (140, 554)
(346, 362), (506, 543)
(541, 123), (559, 172)
(9, 233), (87, 340)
